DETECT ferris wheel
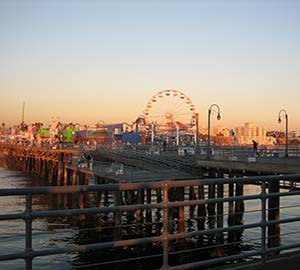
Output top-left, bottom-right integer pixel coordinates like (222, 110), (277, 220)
(143, 89), (196, 130)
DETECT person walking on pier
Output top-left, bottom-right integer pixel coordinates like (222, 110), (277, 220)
(252, 140), (259, 157)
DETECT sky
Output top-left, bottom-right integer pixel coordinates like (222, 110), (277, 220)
(0, 0), (300, 130)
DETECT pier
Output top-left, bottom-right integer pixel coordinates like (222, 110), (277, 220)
(1, 143), (300, 269)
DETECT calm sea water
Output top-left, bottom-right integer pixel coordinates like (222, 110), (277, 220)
(1, 166), (300, 270)
(0, 168), (74, 270)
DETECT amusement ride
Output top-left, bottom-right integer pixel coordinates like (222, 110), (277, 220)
(138, 89), (198, 144)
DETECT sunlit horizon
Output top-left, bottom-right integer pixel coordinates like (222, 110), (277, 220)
(1, 1), (300, 131)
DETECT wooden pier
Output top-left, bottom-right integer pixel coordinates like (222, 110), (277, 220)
(1, 143), (300, 269)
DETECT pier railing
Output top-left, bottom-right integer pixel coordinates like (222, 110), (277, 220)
(96, 144), (300, 166)
(2, 174), (300, 269)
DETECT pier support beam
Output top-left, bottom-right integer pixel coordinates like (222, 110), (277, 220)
(113, 190), (122, 241)
(227, 172), (235, 244)
(197, 182), (206, 241)
(214, 170), (224, 257)
(268, 178), (281, 253)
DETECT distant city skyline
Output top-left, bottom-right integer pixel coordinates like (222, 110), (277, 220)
(1, 0), (300, 130)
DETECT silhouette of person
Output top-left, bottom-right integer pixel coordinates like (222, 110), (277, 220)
(252, 140), (258, 157)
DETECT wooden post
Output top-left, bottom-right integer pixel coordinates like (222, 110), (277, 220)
(32, 157), (35, 173)
(83, 173), (89, 206)
(44, 160), (48, 179)
(146, 189), (152, 222)
(48, 161), (53, 184)
(207, 169), (216, 228)
(178, 187), (185, 234)
(197, 182), (206, 243)
(71, 169), (78, 209)
(103, 179), (109, 207)
(113, 190), (122, 241)
(207, 169), (216, 246)
(155, 188), (163, 226)
(63, 166), (68, 186)
(22, 154), (27, 171)
(40, 159), (45, 178)
(28, 157), (31, 173)
(234, 173), (245, 244)
(79, 172), (85, 221)
(57, 161), (62, 186)
(189, 186), (196, 218)
(94, 176), (103, 206)
(168, 188), (175, 234)
(156, 188), (162, 203)
(268, 178), (281, 253)
(57, 154), (64, 186)
(227, 172), (235, 244)
(145, 188), (152, 234)
(36, 157), (39, 175)
(72, 169), (77, 185)
(125, 190), (134, 224)
(39, 157), (42, 176)
(136, 189), (145, 235)
(235, 182), (244, 225)
(63, 166), (69, 209)
(95, 177), (104, 237)
(213, 170), (224, 257)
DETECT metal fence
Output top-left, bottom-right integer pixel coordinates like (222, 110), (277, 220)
(96, 144), (300, 162)
(2, 174), (300, 269)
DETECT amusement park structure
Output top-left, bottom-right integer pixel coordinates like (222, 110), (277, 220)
(136, 89), (198, 145)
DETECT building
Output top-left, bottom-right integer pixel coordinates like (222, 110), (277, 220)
(234, 122), (267, 145)
(211, 126), (231, 137)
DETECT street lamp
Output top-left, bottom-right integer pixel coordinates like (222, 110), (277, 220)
(151, 122), (156, 144)
(207, 104), (221, 158)
(278, 109), (288, 157)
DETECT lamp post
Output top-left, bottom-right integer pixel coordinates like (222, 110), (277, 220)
(194, 113), (199, 145)
(176, 124), (179, 146)
(151, 122), (155, 144)
(278, 109), (288, 157)
(207, 104), (221, 158)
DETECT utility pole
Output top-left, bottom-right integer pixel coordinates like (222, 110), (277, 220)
(21, 101), (25, 123)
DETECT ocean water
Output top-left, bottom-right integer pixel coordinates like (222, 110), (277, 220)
(1, 166), (300, 270)
(0, 168), (74, 270)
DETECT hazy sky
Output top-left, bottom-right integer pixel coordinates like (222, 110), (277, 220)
(1, 0), (300, 130)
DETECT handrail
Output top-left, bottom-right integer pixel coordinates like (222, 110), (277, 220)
(1, 174), (300, 269)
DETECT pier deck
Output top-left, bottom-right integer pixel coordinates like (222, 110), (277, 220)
(196, 157), (300, 174)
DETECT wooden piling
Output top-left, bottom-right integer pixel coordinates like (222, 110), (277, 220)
(177, 187), (185, 234)
(197, 183), (206, 237)
(233, 173), (245, 245)
(113, 190), (122, 240)
(126, 190), (135, 224)
(168, 188), (175, 234)
(189, 186), (196, 218)
(146, 189), (152, 223)
(227, 172), (235, 244)
(72, 169), (77, 186)
(268, 178), (281, 253)
(235, 181), (244, 225)
(145, 188), (152, 234)
(78, 172), (85, 221)
(212, 170), (225, 257)
(63, 166), (68, 186)
(57, 161), (62, 186)
(136, 188), (145, 235)
(207, 169), (216, 231)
